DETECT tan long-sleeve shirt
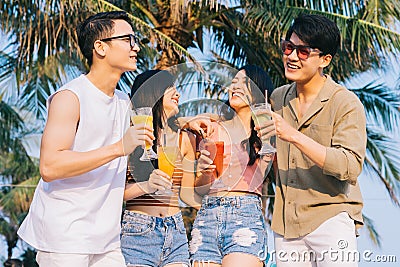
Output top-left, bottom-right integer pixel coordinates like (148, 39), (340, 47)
(271, 76), (366, 239)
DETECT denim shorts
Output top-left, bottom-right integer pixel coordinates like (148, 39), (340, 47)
(189, 195), (268, 264)
(121, 210), (190, 267)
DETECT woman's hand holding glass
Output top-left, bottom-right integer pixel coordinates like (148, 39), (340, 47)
(143, 169), (173, 194)
(194, 149), (216, 188)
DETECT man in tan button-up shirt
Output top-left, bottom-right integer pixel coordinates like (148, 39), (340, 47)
(261, 14), (366, 266)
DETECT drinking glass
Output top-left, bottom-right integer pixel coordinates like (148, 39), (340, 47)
(156, 145), (178, 195)
(131, 107), (158, 161)
(200, 140), (225, 188)
(251, 103), (276, 155)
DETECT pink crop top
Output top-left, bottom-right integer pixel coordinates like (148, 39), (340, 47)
(200, 121), (266, 195)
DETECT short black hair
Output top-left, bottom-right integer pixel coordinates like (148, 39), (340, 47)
(285, 14), (340, 57)
(76, 11), (133, 66)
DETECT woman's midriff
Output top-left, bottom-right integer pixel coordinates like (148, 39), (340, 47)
(125, 205), (181, 218)
(207, 190), (260, 197)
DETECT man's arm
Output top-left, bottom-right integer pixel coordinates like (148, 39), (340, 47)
(40, 90), (154, 182)
(269, 98), (366, 184)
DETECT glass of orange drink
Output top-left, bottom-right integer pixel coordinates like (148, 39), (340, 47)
(131, 107), (158, 161)
(156, 146), (178, 195)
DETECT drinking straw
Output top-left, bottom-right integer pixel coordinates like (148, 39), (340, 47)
(265, 90), (268, 106)
(246, 94), (251, 106)
(163, 132), (166, 147)
(176, 128), (181, 146)
(199, 129), (205, 139)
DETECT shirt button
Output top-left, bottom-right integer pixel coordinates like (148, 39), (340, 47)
(291, 158), (295, 164)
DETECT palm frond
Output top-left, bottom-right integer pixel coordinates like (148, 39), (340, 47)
(362, 214), (381, 246)
(0, 0), (197, 74)
(0, 176), (40, 219)
(187, 0), (239, 11)
(243, 2), (400, 82)
(1, 143), (39, 184)
(0, 0), (88, 72)
(0, 216), (19, 258)
(0, 49), (19, 102)
(0, 101), (24, 152)
(351, 82), (400, 134)
(364, 128), (400, 206)
(95, 0), (198, 64)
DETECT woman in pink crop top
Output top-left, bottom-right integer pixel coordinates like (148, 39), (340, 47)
(185, 65), (275, 267)
(121, 70), (199, 267)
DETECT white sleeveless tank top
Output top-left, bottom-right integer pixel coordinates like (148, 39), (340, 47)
(18, 74), (131, 253)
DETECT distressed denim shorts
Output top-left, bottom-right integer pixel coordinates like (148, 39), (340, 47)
(189, 195), (268, 265)
(121, 210), (190, 267)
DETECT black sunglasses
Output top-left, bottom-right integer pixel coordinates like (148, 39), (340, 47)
(281, 39), (322, 60)
(100, 34), (139, 49)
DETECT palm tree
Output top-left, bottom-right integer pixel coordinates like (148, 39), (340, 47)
(0, 99), (40, 261)
(0, 0), (200, 121)
(1, 0), (399, 121)
(1, 0), (399, 255)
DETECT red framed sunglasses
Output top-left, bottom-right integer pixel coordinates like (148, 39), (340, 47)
(281, 40), (322, 60)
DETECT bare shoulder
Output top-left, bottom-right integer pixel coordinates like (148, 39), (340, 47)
(181, 130), (195, 146)
(181, 130), (196, 156)
(44, 90), (80, 135)
(49, 89), (79, 107)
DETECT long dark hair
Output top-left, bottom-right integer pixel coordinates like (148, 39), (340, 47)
(129, 70), (177, 181)
(130, 69), (178, 149)
(221, 65), (274, 165)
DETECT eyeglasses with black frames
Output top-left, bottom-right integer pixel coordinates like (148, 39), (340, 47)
(100, 34), (139, 49)
(280, 39), (323, 60)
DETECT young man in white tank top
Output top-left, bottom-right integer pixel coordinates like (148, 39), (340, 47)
(17, 11), (154, 267)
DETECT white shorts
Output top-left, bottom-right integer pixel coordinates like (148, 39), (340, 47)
(274, 212), (358, 267)
(36, 247), (126, 267)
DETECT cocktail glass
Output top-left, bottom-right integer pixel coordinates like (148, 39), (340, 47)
(251, 103), (276, 155)
(201, 140), (225, 188)
(131, 107), (158, 161)
(156, 146), (178, 195)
